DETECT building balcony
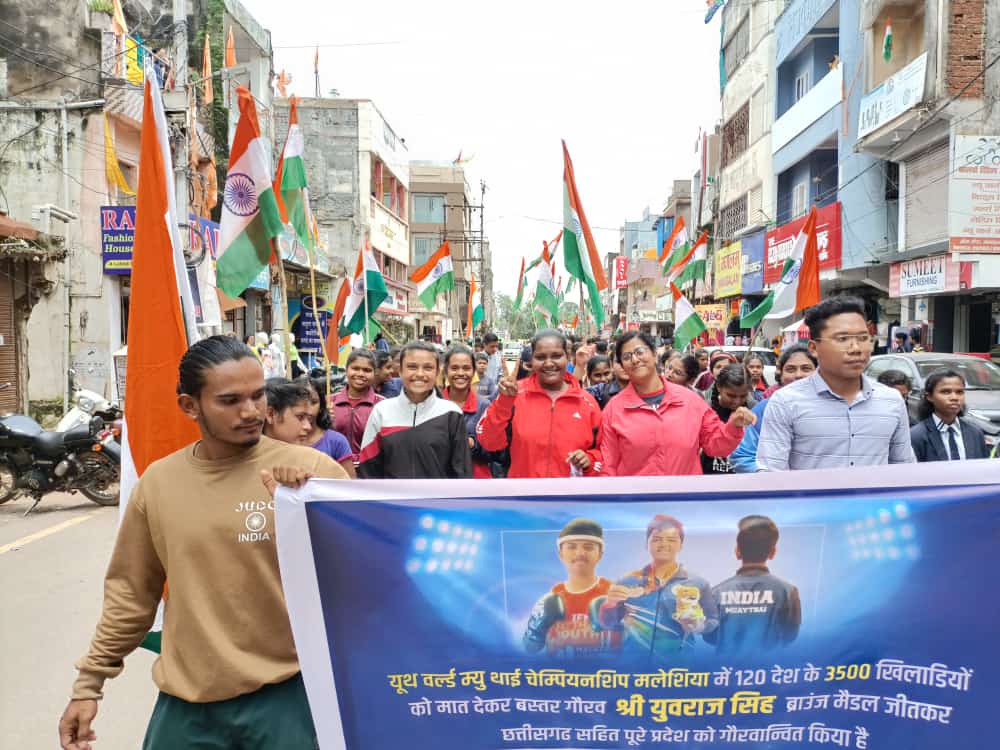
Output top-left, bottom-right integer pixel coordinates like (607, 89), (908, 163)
(773, 66), (842, 154)
(370, 197), (410, 265)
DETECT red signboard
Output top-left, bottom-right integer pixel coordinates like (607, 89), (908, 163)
(764, 202), (842, 284)
(615, 256), (629, 289)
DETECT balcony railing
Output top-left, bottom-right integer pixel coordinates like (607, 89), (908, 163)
(772, 66), (842, 154)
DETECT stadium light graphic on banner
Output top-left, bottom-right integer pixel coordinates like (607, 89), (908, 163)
(408, 515), (483, 574)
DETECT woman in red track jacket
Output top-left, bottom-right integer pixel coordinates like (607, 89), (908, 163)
(477, 329), (604, 478)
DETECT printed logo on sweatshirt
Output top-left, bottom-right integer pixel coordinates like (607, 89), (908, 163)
(236, 500), (273, 543)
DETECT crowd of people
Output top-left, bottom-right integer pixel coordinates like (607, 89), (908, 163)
(243, 295), (989, 480)
(59, 293), (990, 750)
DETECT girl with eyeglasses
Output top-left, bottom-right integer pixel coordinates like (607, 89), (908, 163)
(599, 331), (756, 476)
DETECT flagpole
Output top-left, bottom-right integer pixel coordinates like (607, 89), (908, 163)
(362, 242), (371, 346)
(304, 240), (331, 396)
(274, 245), (293, 378)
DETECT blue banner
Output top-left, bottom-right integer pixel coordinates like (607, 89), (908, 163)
(741, 231), (765, 295)
(276, 466), (1000, 750)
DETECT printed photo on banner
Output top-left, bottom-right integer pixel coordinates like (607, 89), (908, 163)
(276, 471), (993, 750)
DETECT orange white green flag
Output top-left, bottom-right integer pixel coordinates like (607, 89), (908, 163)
(216, 87), (284, 298)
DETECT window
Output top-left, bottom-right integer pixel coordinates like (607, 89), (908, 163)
(413, 194), (445, 224)
(412, 233), (439, 267)
(792, 181), (809, 218)
(718, 195), (748, 242)
(885, 161), (900, 201)
(794, 71), (811, 103)
(723, 16), (750, 80)
(721, 102), (750, 167)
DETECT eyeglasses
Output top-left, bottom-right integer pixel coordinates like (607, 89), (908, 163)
(813, 334), (874, 349)
(620, 346), (651, 363)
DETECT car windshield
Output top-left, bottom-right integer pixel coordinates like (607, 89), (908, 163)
(915, 359), (1000, 389)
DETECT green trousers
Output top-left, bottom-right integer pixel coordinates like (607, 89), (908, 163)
(142, 674), (318, 749)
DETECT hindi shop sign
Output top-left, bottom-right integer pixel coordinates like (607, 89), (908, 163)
(100, 205), (135, 275)
(615, 257), (629, 289)
(713, 241), (742, 298)
(949, 134), (1000, 253)
(275, 464), (997, 750)
(764, 202), (842, 284)
(889, 254), (971, 297)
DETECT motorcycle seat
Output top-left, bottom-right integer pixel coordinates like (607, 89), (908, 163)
(32, 424), (92, 456)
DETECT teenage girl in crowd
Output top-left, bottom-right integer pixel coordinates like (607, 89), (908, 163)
(478, 329), (604, 478)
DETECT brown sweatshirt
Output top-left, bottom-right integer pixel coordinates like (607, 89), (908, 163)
(72, 436), (347, 703)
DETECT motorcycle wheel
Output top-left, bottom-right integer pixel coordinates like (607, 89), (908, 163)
(0, 462), (17, 505)
(77, 452), (121, 506)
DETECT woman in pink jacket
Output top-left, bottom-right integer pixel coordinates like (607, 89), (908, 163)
(600, 332), (756, 476)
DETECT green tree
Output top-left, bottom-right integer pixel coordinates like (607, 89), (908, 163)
(494, 292), (536, 340)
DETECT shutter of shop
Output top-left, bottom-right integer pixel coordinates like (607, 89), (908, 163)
(904, 140), (949, 251)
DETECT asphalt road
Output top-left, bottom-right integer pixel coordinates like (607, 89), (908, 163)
(0, 492), (157, 749)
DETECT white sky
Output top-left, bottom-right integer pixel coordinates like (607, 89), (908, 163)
(242, 0), (723, 296)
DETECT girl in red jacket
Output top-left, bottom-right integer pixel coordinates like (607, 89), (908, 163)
(477, 329), (604, 478)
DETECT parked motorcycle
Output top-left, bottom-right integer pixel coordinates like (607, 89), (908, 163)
(0, 405), (121, 513)
(57, 369), (123, 441)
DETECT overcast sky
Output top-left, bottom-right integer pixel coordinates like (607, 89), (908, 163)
(243, 0), (723, 296)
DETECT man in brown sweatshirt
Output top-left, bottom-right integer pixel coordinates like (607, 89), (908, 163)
(58, 336), (348, 750)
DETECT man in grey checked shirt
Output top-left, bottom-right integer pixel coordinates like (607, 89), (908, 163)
(758, 296), (915, 470)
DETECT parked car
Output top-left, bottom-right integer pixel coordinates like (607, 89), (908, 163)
(865, 353), (1000, 447)
(701, 346), (778, 386)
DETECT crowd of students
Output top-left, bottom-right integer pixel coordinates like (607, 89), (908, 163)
(59, 295), (989, 750)
(253, 294), (988, 480)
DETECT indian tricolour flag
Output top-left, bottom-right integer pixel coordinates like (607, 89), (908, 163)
(562, 141), (608, 327)
(274, 95), (314, 250)
(672, 231), (709, 288)
(741, 206), (821, 329)
(410, 241), (455, 309)
(344, 243), (388, 337)
(535, 242), (560, 323)
(216, 86), (285, 298)
(659, 216), (690, 273)
(671, 282), (707, 351)
(124, 59), (202, 652)
(467, 273), (484, 337)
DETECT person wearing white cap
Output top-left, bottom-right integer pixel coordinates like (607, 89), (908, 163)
(522, 519), (621, 657)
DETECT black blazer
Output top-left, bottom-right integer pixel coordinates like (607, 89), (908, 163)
(910, 416), (989, 462)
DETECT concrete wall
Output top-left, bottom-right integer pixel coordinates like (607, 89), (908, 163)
(839, 0), (896, 268)
(275, 98), (359, 278)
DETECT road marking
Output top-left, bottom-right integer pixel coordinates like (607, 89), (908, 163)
(0, 512), (100, 555)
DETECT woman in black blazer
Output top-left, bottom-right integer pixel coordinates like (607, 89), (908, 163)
(910, 369), (989, 462)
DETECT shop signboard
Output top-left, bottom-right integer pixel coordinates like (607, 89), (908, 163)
(889, 254), (971, 297)
(714, 241), (742, 298)
(740, 230), (765, 294)
(100, 205), (135, 275)
(615, 257), (629, 289)
(695, 303), (727, 346)
(858, 52), (927, 139)
(765, 202), (842, 284)
(949, 135), (1000, 254)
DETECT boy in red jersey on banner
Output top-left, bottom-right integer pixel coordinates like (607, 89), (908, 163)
(523, 519), (621, 657)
